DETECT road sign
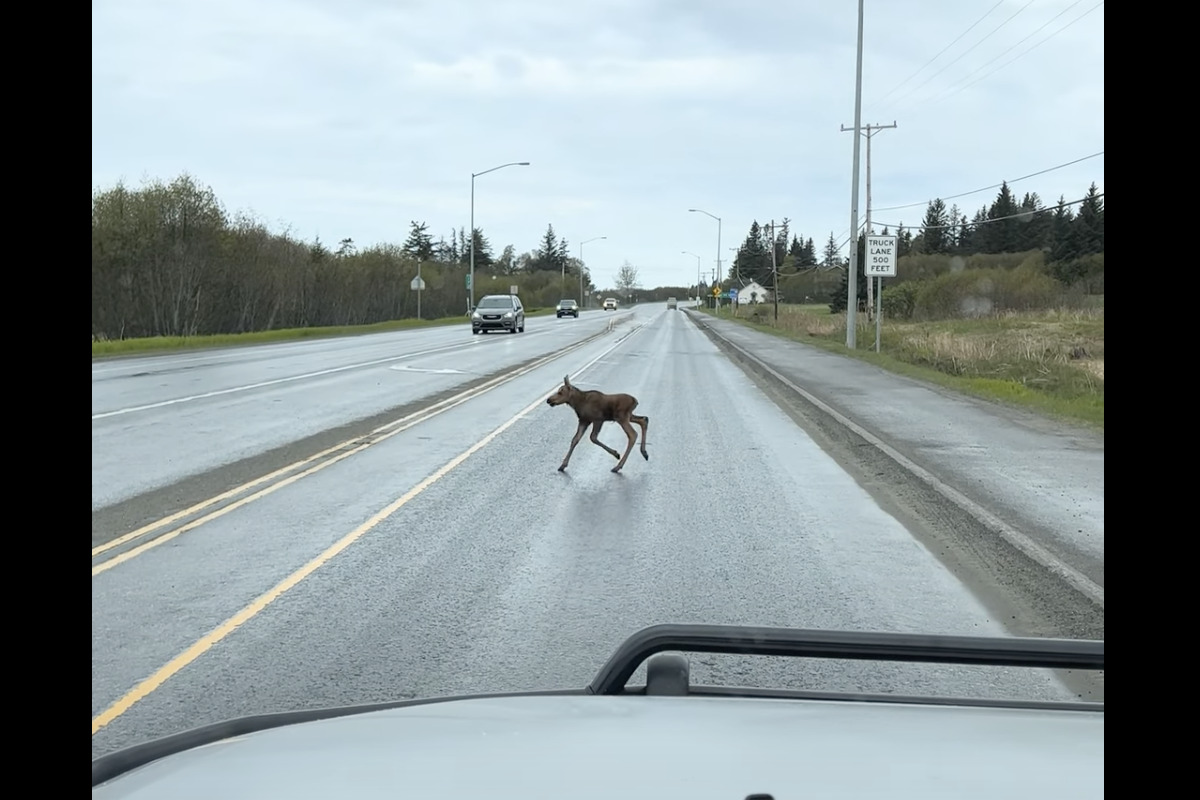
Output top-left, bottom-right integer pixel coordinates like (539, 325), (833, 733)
(712, 286), (720, 297)
(410, 276), (425, 291)
(866, 235), (898, 277)
(510, 284), (519, 295)
(729, 288), (738, 301)
(465, 274), (472, 289)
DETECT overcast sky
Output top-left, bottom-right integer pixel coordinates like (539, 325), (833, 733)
(92, 0), (1104, 290)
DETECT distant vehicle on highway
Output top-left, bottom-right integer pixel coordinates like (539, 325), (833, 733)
(555, 299), (579, 318)
(667, 297), (677, 310)
(603, 297), (617, 311)
(91, 623), (1104, 798)
(471, 294), (525, 334)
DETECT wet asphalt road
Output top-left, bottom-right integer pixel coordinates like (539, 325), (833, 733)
(91, 302), (1100, 760)
(92, 308), (618, 510)
(690, 312), (1104, 594)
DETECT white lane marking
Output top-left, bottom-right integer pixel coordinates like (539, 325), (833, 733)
(91, 341), (482, 420)
(390, 366), (468, 375)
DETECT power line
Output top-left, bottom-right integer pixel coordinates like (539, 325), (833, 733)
(873, 191), (1102, 232)
(920, 0), (1087, 106)
(872, 151), (1103, 213)
(935, 1), (1104, 105)
(879, 0), (1037, 113)
(870, 1), (1004, 108)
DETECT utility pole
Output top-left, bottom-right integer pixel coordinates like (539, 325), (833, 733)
(764, 220), (780, 321)
(841, 120), (897, 320)
(841, 0), (865, 348)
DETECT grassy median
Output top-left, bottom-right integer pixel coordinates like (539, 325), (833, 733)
(92, 308), (559, 358)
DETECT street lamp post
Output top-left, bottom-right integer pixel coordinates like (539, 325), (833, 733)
(682, 251), (701, 304)
(688, 208), (722, 308)
(470, 161), (529, 311)
(579, 236), (606, 308)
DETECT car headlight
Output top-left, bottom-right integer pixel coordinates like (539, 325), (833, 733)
(504, 311), (513, 318)
(472, 312), (481, 319)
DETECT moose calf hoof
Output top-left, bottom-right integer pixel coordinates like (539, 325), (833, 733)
(558, 464), (567, 472)
(642, 452), (649, 461)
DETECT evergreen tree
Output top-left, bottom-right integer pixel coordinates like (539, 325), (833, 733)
(920, 198), (950, 254)
(898, 224), (913, 258)
(822, 232), (840, 269)
(402, 221), (434, 261)
(946, 204), (962, 252)
(1016, 193), (1050, 252)
(985, 181), (1019, 253)
(469, 227), (494, 269)
(531, 224), (562, 272)
(802, 237), (817, 266)
(1070, 183), (1104, 256)
(733, 221), (770, 284)
(1049, 196), (1076, 262)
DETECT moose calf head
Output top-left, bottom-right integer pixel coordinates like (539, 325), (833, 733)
(546, 375), (576, 407)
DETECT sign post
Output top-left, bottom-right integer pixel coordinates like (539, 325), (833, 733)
(465, 273), (472, 314)
(865, 234), (897, 353)
(411, 270), (425, 319)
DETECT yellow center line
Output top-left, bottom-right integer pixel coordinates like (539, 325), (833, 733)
(92, 334), (604, 566)
(91, 323), (646, 736)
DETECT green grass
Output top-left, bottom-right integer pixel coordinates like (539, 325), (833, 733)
(92, 307), (558, 358)
(695, 303), (1104, 431)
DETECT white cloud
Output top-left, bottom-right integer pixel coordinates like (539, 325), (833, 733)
(92, 0), (1104, 289)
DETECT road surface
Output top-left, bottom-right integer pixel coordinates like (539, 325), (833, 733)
(92, 302), (1102, 760)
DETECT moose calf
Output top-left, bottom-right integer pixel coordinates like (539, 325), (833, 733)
(545, 374), (649, 473)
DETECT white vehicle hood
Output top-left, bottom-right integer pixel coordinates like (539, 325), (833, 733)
(93, 693), (1103, 799)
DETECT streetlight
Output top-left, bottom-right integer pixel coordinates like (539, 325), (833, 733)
(579, 236), (606, 308)
(688, 208), (722, 307)
(470, 161), (530, 311)
(682, 251), (701, 304)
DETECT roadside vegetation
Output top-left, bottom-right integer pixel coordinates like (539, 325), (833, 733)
(696, 182), (1104, 429)
(91, 308), (560, 357)
(94, 173), (1103, 430)
(92, 173), (694, 355)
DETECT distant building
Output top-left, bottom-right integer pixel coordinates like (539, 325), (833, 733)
(737, 280), (770, 304)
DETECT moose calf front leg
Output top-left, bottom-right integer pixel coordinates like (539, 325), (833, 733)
(559, 420), (588, 471)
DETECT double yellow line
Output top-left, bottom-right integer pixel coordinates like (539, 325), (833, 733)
(92, 329), (611, 577)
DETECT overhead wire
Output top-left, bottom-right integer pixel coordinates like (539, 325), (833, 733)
(878, 0), (1037, 113)
(918, 0), (1088, 107)
(872, 192), (1102, 232)
(869, 1), (1005, 109)
(934, 0), (1104, 105)
(872, 151), (1103, 213)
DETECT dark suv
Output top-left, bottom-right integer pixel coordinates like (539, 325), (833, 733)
(556, 299), (579, 318)
(472, 294), (525, 334)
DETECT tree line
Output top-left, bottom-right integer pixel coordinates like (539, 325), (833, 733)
(726, 181), (1103, 287)
(91, 173), (639, 340)
(715, 181), (1103, 312)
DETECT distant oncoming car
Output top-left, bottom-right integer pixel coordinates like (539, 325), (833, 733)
(556, 299), (579, 318)
(603, 297), (617, 311)
(91, 623), (1104, 798)
(472, 294), (524, 334)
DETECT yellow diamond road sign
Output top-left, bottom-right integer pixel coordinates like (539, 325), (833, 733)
(712, 286), (720, 296)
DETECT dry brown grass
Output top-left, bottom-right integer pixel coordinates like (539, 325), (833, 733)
(712, 300), (1105, 427)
